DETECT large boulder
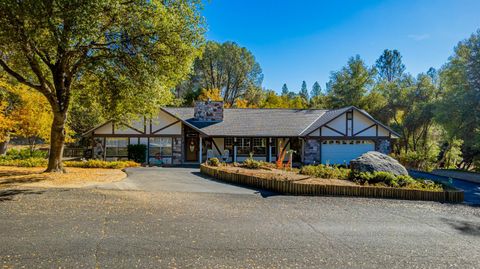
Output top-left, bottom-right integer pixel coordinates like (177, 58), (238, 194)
(350, 151), (408, 176)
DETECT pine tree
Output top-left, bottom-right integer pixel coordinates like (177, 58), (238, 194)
(310, 81), (322, 97)
(281, 83), (289, 96)
(299, 81), (309, 101)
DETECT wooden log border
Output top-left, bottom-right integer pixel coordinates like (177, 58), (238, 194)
(200, 165), (464, 203)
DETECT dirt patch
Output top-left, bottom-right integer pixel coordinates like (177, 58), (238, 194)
(217, 165), (356, 186)
(0, 166), (126, 189)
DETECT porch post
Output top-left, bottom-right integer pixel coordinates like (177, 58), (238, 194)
(233, 137), (237, 163)
(267, 138), (272, 163)
(199, 136), (203, 164)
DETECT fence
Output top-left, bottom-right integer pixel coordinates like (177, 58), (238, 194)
(201, 165), (464, 203)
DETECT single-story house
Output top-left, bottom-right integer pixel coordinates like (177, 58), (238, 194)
(82, 101), (399, 165)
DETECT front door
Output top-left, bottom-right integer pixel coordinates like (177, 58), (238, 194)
(185, 136), (199, 162)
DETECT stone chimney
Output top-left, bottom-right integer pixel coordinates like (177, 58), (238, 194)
(194, 100), (224, 121)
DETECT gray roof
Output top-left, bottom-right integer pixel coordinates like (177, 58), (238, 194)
(163, 107), (327, 137)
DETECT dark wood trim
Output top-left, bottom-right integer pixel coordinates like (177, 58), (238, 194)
(278, 138), (291, 160)
(143, 116), (147, 134)
(323, 125), (346, 136)
(118, 123), (145, 134)
(353, 124), (376, 136)
(112, 122), (115, 134)
(211, 138), (221, 155)
(149, 119), (152, 134)
(376, 125), (379, 136)
(318, 136), (390, 140)
(266, 138), (271, 162)
(93, 134), (182, 138)
(152, 120), (180, 134)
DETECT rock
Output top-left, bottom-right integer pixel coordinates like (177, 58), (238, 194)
(350, 151), (408, 176)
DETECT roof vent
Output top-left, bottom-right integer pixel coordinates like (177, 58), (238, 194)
(194, 101), (224, 122)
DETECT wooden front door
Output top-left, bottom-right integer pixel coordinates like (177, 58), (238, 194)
(185, 136), (199, 162)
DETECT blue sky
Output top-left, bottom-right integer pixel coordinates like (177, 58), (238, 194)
(202, 0), (480, 93)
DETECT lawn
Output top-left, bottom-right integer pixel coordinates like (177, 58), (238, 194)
(0, 166), (126, 189)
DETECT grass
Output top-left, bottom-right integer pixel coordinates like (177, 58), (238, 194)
(0, 166), (126, 189)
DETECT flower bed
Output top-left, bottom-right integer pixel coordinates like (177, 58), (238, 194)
(201, 164), (464, 203)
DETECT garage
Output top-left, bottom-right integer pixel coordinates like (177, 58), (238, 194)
(321, 140), (375, 165)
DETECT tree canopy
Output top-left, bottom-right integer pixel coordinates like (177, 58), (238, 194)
(0, 0), (205, 171)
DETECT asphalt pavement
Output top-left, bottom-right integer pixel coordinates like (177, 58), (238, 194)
(0, 168), (479, 268)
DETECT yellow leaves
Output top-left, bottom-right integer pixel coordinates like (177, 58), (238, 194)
(197, 88), (223, 102)
(0, 101), (15, 142)
(234, 99), (249, 108)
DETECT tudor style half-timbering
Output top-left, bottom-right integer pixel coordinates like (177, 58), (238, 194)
(83, 101), (399, 166)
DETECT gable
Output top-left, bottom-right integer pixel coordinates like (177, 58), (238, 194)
(306, 107), (397, 138)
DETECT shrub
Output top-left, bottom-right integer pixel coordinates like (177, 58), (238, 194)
(243, 158), (262, 169)
(350, 171), (443, 191)
(0, 157), (48, 167)
(64, 160), (140, 169)
(4, 148), (48, 160)
(127, 144), (147, 163)
(207, 157), (220, 167)
(300, 165), (350, 180)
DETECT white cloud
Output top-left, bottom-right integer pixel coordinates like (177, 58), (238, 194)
(408, 34), (430, 41)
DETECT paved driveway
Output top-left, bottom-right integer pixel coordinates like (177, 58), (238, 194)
(98, 167), (262, 195)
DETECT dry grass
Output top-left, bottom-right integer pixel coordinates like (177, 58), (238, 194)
(0, 166), (126, 189)
(218, 165), (356, 186)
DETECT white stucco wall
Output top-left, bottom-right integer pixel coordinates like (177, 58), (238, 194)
(150, 111), (182, 135)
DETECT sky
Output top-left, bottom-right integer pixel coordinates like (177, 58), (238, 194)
(202, 0), (480, 93)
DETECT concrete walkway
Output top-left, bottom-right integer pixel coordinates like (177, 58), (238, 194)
(96, 167), (261, 195)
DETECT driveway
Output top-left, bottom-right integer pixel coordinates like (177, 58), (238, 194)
(98, 166), (262, 195)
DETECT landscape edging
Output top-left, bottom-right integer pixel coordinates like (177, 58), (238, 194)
(200, 165), (464, 203)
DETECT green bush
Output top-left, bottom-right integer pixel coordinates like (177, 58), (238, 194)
(3, 148), (48, 160)
(350, 171), (443, 191)
(243, 158), (262, 169)
(127, 144), (147, 163)
(64, 160), (140, 169)
(207, 157), (221, 167)
(0, 157), (48, 167)
(300, 164), (350, 180)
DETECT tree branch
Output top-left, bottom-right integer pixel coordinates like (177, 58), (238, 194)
(0, 57), (42, 91)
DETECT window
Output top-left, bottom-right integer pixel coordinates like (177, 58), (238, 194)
(149, 137), (173, 157)
(105, 137), (128, 156)
(237, 138), (251, 155)
(253, 138), (266, 155)
(224, 137), (234, 152)
(270, 138), (277, 155)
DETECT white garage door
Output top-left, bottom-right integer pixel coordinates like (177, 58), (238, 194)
(321, 140), (374, 165)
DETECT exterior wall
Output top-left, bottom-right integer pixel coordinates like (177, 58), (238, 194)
(303, 139), (321, 164)
(150, 111), (182, 135)
(94, 122), (114, 134)
(194, 101), (224, 121)
(375, 138), (391, 154)
(172, 137), (183, 165)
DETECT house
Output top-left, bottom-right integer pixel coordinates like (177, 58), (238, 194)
(82, 101), (399, 165)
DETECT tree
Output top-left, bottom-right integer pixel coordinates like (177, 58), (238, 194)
(375, 49), (405, 82)
(299, 81), (309, 101)
(192, 41), (263, 105)
(281, 83), (289, 96)
(326, 55), (376, 109)
(437, 30), (480, 169)
(310, 81), (322, 98)
(0, 0), (204, 171)
(197, 88), (223, 102)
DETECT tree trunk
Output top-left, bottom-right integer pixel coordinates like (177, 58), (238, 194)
(0, 134), (9, 155)
(45, 111), (67, 172)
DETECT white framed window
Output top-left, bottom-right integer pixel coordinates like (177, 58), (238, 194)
(149, 137), (173, 157)
(224, 137), (234, 151)
(237, 138), (251, 155)
(105, 137), (128, 156)
(253, 138), (266, 155)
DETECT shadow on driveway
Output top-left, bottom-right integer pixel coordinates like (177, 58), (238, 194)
(0, 189), (45, 202)
(190, 171), (279, 198)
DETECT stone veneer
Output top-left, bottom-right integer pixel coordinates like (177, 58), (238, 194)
(375, 139), (391, 155)
(172, 137), (183, 165)
(303, 139), (321, 164)
(194, 101), (224, 121)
